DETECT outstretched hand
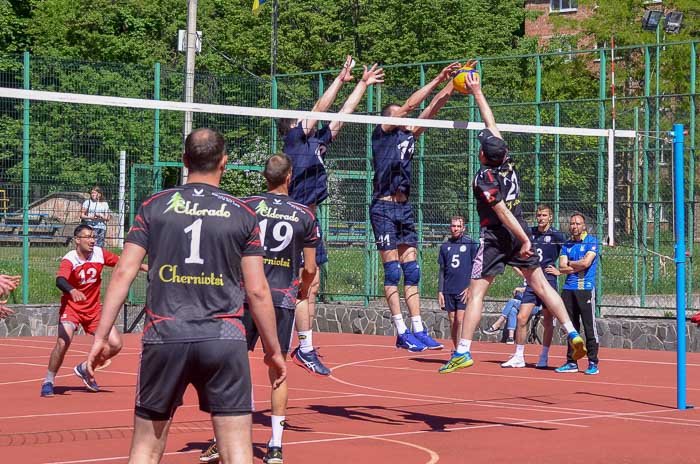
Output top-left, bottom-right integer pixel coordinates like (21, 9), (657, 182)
(362, 63), (384, 86)
(337, 55), (355, 83)
(438, 62), (462, 82)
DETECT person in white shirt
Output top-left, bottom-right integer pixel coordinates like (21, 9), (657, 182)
(80, 186), (111, 247)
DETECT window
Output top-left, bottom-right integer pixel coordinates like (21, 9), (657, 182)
(550, 0), (577, 13)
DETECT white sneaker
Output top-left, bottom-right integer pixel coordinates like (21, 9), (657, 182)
(501, 355), (526, 368)
(535, 356), (548, 369)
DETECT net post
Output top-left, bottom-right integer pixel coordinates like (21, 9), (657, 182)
(607, 129), (615, 246)
(118, 150), (126, 249)
(673, 123), (690, 410)
(153, 62), (162, 192)
(21, 51), (30, 305)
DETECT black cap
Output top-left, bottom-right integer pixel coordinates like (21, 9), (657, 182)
(478, 128), (508, 165)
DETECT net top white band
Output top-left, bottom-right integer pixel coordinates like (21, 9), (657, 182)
(0, 87), (637, 139)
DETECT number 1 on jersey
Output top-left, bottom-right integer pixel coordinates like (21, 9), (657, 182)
(184, 219), (204, 264)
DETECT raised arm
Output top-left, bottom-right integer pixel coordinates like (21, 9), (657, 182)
(410, 81), (454, 137)
(328, 63), (384, 139)
(299, 55), (355, 136)
(381, 62), (461, 132)
(464, 61), (502, 139)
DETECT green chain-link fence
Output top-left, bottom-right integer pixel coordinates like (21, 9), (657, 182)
(0, 41), (698, 317)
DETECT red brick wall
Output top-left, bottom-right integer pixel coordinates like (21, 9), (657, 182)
(525, 1), (595, 48)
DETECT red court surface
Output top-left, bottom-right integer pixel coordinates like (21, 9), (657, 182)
(1, 332), (699, 464)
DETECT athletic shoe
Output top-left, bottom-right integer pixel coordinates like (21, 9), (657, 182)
(263, 446), (283, 464)
(413, 329), (444, 350)
(584, 362), (599, 375)
(292, 347), (331, 376)
(74, 363), (99, 392)
(506, 337), (515, 345)
(396, 332), (427, 352)
(535, 355), (548, 369)
(554, 362), (579, 373)
(438, 351), (473, 374)
(481, 326), (499, 335)
(40, 382), (54, 397)
(568, 333), (587, 361)
(501, 355), (525, 368)
(199, 440), (219, 463)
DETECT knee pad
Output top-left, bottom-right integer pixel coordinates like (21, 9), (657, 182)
(401, 261), (421, 286)
(383, 261), (401, 287)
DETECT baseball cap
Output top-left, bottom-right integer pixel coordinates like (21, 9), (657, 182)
(478, 128), (508, 165)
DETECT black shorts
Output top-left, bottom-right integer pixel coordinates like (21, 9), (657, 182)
(370, 200), (418, 251)
(135, 339), (251, 420)
(243, 305), (295, 354)
(471, 225), (539, 279)
(521, 277), (558, 306)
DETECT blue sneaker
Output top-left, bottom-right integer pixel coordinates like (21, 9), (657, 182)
(584, 362), (599, 375)
(567, 332), (587, 361)
(554, 362), (579, 373)
(74, 363), (99, 392)
(40, 382), (54, 397)
(396, 332), (427, 352)
(438, 351), (474, 373)
(412, 329), (444, 350)
(292, 347), (331, 376)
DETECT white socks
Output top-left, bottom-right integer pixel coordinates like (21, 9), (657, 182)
(456, 339), (472, 354)
(563, 321), (576, 334)
(298, 330), (313, 353)
(392, 314), (408, 335)
(44, 371), (56, 384)
(269, 415), (285, 448)
(410, 315), (424, 333)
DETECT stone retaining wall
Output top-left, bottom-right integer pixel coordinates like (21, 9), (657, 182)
(2, 301), (698, 353)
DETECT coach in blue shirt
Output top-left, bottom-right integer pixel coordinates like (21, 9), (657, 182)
(555, 212), (600, 375)
(438, 216), (479, 349)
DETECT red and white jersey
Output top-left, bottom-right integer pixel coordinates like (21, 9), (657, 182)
(57, 247), (119, 313)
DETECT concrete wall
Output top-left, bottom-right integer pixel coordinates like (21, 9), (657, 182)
(4, 301), (698, 353)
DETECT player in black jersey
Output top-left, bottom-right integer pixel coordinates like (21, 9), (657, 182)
(500, 204), (566, 368)
(281, 56), (384, 376)
(86, 129), (286, 464)
(439, 68), (586, 374)
(200, 154), (318, 464)
(371, 61), (461, 352)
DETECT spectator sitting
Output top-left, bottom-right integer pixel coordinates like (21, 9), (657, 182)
(481, 286), (540, 344)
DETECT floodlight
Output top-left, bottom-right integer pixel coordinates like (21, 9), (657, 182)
(641, 10), (663, 31)
(665, 11), (683, 33)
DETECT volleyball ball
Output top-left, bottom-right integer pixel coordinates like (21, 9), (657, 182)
(452, 65), (479, 95)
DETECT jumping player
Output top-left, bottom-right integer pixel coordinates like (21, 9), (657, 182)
(40, 224), (145, 397)
(438, 216), (479, 350)
(500, 204), (566, 368)
(200, 153), (318, 464)
(280, 56), (384, 375)
(439, 67), (586, 373)
(86, 128), (286, 464)
(371, 61), (462, 352)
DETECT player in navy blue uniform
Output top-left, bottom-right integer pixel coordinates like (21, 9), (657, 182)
(500, 204), (566, 368)
(200, 154), (319, 464)
(371, 61), (462, 352)
(438, 216), (479, 349)
(86, 129), (286, 464)
(439, 67), (586, 374)
(281, 56), (384, 373)
(555, 212), (601, 375)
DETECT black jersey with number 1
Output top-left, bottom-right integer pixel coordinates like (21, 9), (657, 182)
(243, 193), (318, 310)
(127, 183), (264, 345)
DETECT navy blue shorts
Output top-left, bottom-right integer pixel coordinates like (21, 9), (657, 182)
(521, 278), (558, 306)
(370, 200), (417, 251)
(443, 293), (466, 311)
(316, 229), (328, 265)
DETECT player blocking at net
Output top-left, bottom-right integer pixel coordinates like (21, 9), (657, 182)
(279, 55), (384, 375)
(371, 61), (462, 352)
(439, 64), (587, 374)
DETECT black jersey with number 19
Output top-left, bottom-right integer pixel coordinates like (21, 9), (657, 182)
(243, 193), (318, 310)
(127, 183), (264, 344)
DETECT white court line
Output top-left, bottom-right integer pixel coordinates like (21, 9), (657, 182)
(496, 416), (589, 428)
(345, 360), (700, 391)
